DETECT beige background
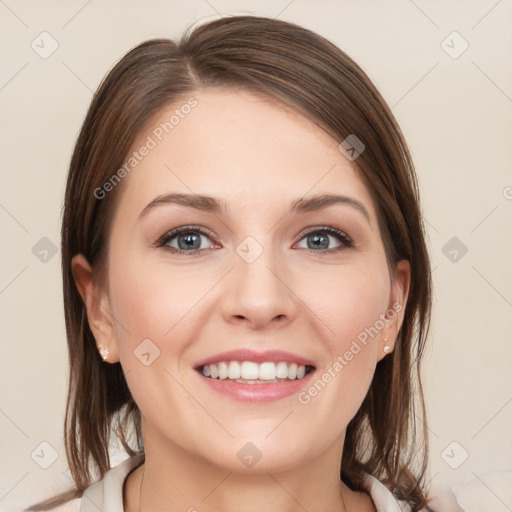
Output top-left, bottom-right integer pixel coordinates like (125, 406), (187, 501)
(1, 1), (511, 510)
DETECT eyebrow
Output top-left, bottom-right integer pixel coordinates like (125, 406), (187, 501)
(139, 192), (371, 224)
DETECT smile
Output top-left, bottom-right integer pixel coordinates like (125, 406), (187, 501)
(193, 349), (317, 401)
(200, 361), (314, 383)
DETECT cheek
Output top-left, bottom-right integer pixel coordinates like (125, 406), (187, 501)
(301, 259), (390, 349)
(108, 256), (210, 344)
(295, 260), (389, 413)
(105, 257), (211, 424)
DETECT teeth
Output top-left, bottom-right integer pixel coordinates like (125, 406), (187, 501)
(258, 362), (276, 380)
(218, 361), (228, 380)
(227, 361), (240, 379)
(276, 362), (288, 379)
(201, 361), (310, 381)
(241, 361), (259, 379)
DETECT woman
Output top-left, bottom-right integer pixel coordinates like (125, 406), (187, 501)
(29, 14), (434, 512)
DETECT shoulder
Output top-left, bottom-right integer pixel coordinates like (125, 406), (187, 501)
(361, 472), (413, 512)
(65, 454), (144, 512)
(47, 499), (81, 512)
(25, 497), (82, 512)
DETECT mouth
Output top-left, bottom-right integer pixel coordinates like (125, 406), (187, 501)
(197, 361), (316, 384)
(193, 349), (317, 401)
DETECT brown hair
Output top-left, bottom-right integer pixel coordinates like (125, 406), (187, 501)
(29, 14), (433, 511)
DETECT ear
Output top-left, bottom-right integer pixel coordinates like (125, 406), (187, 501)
(377, 259), (410, 361)
(71, 254), (120, 363)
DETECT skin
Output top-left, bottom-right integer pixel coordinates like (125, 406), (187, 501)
(73, 88), (410, 512)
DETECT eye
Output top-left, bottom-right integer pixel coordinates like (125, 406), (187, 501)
(155, 225), (353, 255)
(156, 225), (218, 254)
(295, 227), (353, 253)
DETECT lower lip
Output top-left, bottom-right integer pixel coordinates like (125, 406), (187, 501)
(196, 370), (316, 402)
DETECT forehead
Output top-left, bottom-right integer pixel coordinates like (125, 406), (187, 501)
(114, 88), (376, 221)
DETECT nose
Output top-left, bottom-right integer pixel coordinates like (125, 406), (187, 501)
(220, 247), (298, 331)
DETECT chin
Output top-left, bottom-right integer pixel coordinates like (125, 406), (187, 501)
(197, 435), (319, 475)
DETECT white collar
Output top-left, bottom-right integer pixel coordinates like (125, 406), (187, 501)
(80, 455), (411, 512)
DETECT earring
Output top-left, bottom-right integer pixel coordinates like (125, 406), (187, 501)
(98, 344), (110, 362)
(383, 338), (391, 354)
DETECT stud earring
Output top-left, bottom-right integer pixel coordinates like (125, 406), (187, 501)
(98, 344), (110, 362)
(383, 338), (392, 354)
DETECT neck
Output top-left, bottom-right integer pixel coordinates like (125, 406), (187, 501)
(124, 422), (359, 512)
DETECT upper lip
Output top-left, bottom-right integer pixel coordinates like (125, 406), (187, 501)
(194, 349), (316, 369)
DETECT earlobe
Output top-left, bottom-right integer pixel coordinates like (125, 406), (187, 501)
(71, 254), (120, 363)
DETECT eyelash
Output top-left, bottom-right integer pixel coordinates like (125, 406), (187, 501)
(155, 225), (354, 255)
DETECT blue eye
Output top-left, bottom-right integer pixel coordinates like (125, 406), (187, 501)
(296, 227), (353, 253)
(156, 225), (353, 255)
(157, 226), (216, 254)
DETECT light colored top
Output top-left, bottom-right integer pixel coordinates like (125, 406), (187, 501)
(53, 455), (414, 512)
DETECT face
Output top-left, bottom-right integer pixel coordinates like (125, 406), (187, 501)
(75, 88), (409, 473)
